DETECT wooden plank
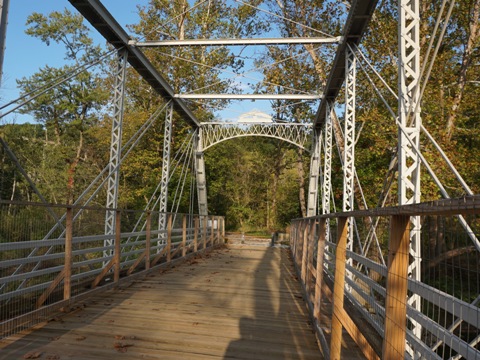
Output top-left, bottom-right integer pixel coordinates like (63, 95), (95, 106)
(36, 269), (66, 309)
(306, 219), (316, 292)
(145, 211), (151, 270)
(1, 247), (322, 360)
(170, 242), (184, 259)
(210, 215), (214, 245)
(194, 216), (198, 252)
(114, 210), (121, 282)
(182, 215), (187, 257)
(330, 217), (348, 360)
(64, 207), (73, 300)
(338, 308), (380, 360)
(382, 215), (410, 359)
(301, 219), (309, 283)
(150, 245), (168, 267)
(203, 215), (207, 249)
(91, 259), (115, 289)
(167, 213), (172, 262)
(127, 252), (146, 275)
(314, 218), (326, 321)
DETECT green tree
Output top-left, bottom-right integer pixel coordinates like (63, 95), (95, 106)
(16, 9), (109, 204)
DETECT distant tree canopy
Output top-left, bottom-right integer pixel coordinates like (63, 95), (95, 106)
(1, 0), (479, 232)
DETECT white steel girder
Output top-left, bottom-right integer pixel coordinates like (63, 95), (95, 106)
(398, 0), (422, 350)
(158, 101), (174, 245)
(344, 46), (356, 267)
(307, 128), (322, 217)
(104, 49), (127, 257)
(322, 103), (333, 240)
(195, 129), (208, 216)
(200, 122), (312, 151)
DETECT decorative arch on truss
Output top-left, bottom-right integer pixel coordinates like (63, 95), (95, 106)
(200, 122), (313, 152)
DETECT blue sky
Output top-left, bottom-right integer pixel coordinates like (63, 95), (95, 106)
(1, 0), (149, 124)
(1, 1), (280, 124)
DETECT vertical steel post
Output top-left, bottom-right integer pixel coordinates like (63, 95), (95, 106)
(322, 103), (333, 243)
(344, 46), (356, 274)
(398, 0), (422, 351)
(307, 128), (322, 217)
(104, 49), (127, 258)
(158, 101), (174, 247)
(195, 127), (208, 216)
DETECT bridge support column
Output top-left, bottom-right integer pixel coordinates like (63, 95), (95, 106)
(104, 48), (127, 258)
(307, 128), (322, 217)
(343, 45), (356, 276)
(195, 127), (208, 216)
(322, 102), (333, 262)
(158, 101), (173, 247)
(398, 0), (422, 351)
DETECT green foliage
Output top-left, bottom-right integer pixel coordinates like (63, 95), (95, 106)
(4, 0), (479, 235)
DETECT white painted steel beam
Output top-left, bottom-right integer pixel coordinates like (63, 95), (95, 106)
(315, 0), (379, 128)
(158, 101), (173, 246)
(307, 128), (322, 217)
(398, 0), (422, 352)
(322, 103), (333, 232)
(200, 122), (312, 151)
(343, 46), (356, 274)
(68, 0), (200, 128)
(104, 49), (127, 258)
(130, 36), (342, 47)
(195, 129), (208, 216)
(174, 94), (321, 100)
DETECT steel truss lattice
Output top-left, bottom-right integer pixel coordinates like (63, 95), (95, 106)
(398, 0), (422, 350)
(199, 122), (313, 152)
(307, 128), (322, 217)
(344, 46), (356, 267)
(104, 49), (127, 257)
(195, 129), (208, 216)
(158, 101), (174, 244)
(322, 103), (333, 234)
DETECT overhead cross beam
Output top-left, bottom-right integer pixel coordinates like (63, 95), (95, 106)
(175, 94), (321, 100)
(68, 0), (200, 128)
(314, 0), (379, 128)
(130, 37), (342, 47)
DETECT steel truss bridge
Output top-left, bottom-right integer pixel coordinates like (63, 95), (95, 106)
(0, 0), (479, 359)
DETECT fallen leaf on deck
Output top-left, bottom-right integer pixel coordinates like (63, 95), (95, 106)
(23, 352), (42, 359)
(114, 342), (134, 353)
(75, 336), (86, 341)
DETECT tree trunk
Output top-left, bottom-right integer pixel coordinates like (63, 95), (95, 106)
(178, 0), (188, 41)
(445, 0), (480, 140)
(66, 130), (84, 205)
(297, 148), (307, 218)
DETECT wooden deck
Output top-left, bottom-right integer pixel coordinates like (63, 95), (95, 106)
(1, 246), (325, 359)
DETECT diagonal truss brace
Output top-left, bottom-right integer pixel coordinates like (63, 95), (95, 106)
(104, 48), (127, 257)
